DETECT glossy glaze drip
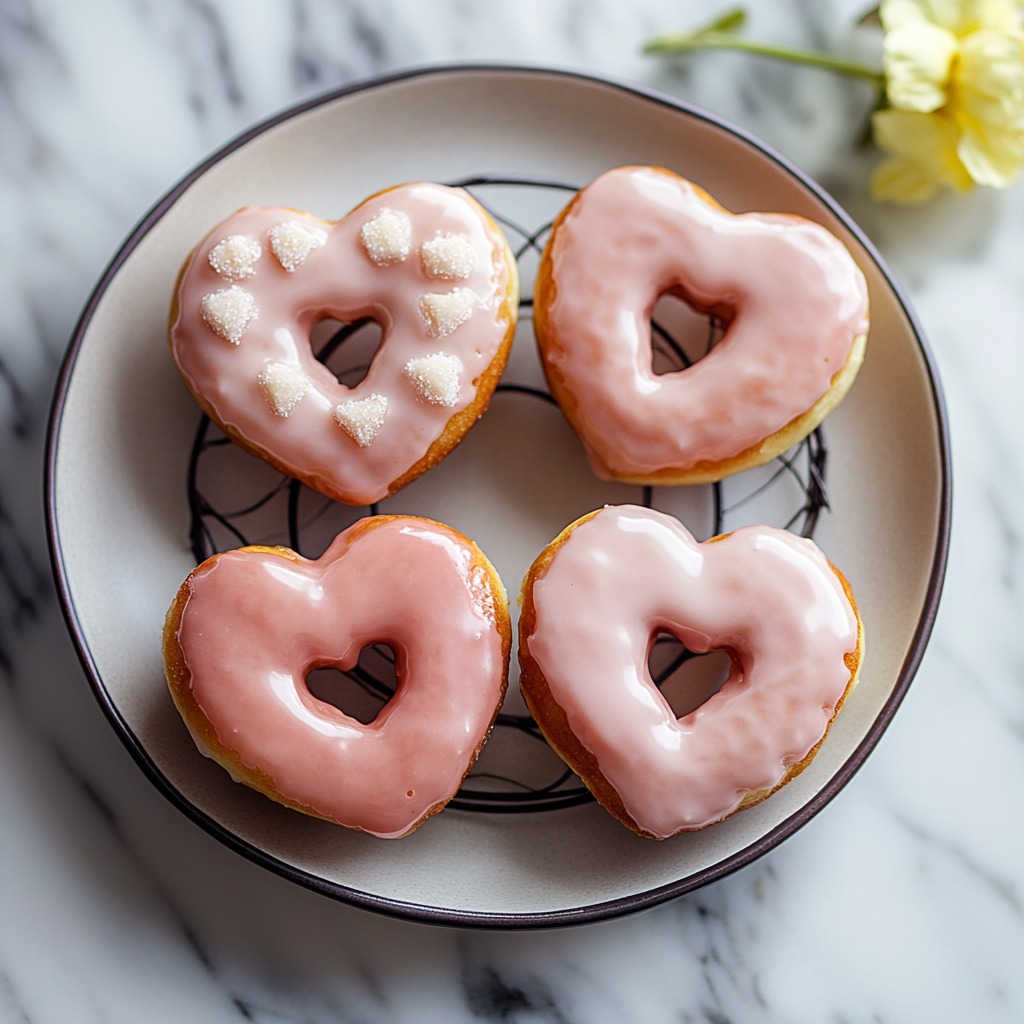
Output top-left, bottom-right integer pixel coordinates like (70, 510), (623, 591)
(170, 184), (516, 505)
(537, 166), (869, 478)
(522, 506), (859, 837)
(174, 517), (509, 838)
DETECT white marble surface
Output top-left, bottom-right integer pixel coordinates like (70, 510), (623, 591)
(2, 0), (1022, 1020)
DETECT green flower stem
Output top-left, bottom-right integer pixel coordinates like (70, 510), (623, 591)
(644, 31), (885, 86)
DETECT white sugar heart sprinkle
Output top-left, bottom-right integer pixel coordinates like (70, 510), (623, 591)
(269, 220), (327, 271)
(334, 394), (388, 447)
(201, 286), (257, 344)
(360, 208), (411, 265)
(418, 290), (475, 338)
(420, 233), (475, 280)
(208, 234), (261, 280)
(404, 352), (461, 407)
(256, 362), (310, 417)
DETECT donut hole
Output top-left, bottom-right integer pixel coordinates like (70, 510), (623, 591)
(305, 644), (397, 724)
(648, 633), (732, 718)
(650, 293), (727, 375)
(311, 316), (384, 388)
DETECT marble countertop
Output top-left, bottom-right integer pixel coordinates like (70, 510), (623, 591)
(3, 0), (1022, 1020)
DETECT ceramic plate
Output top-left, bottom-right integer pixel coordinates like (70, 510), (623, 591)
(46, 66), (950, 927)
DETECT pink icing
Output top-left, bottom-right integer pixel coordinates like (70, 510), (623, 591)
(170, 184), (517, 505)
(521, 506), (860, 838)
(173, 517), (509, 838)
(536, 166), (869, 479)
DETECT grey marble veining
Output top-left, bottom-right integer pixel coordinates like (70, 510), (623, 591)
(2, 0), (1022, 1021)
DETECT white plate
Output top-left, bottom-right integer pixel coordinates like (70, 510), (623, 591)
(46, 66), (950, 927)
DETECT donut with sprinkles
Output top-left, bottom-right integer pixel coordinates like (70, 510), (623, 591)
(169, 183), (519, 506)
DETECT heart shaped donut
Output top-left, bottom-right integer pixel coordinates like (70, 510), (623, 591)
(169, 183), (519, 506)
(518, 505), (862, 839)
(162, 516), (511, 838)
(533, 166), (869, 484)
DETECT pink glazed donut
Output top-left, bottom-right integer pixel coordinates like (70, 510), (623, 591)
(518, 505), (863, 839)
(169, 183), (519, 506)
(163, 516), (511, 838)
(533, 166), (869, 484)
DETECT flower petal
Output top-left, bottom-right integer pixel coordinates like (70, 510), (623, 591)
(953, 109), (1024, 185)
(881, 0), (1022, 37)
(880, 0), (958, 34)
(872, 108), (975, 196)
(951, 27), (1024, 185)
(957, 0), (1024, 36)
(870, 155), (943, 203)
(884, 21), (959, 111)
(956, 28), (1024, 111)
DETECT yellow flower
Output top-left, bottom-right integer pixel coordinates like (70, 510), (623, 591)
(644, 3), (1024, 203)
(872, 0), (1024, 202)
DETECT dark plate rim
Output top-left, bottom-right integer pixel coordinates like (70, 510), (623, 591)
(44, 62), (952, 930)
